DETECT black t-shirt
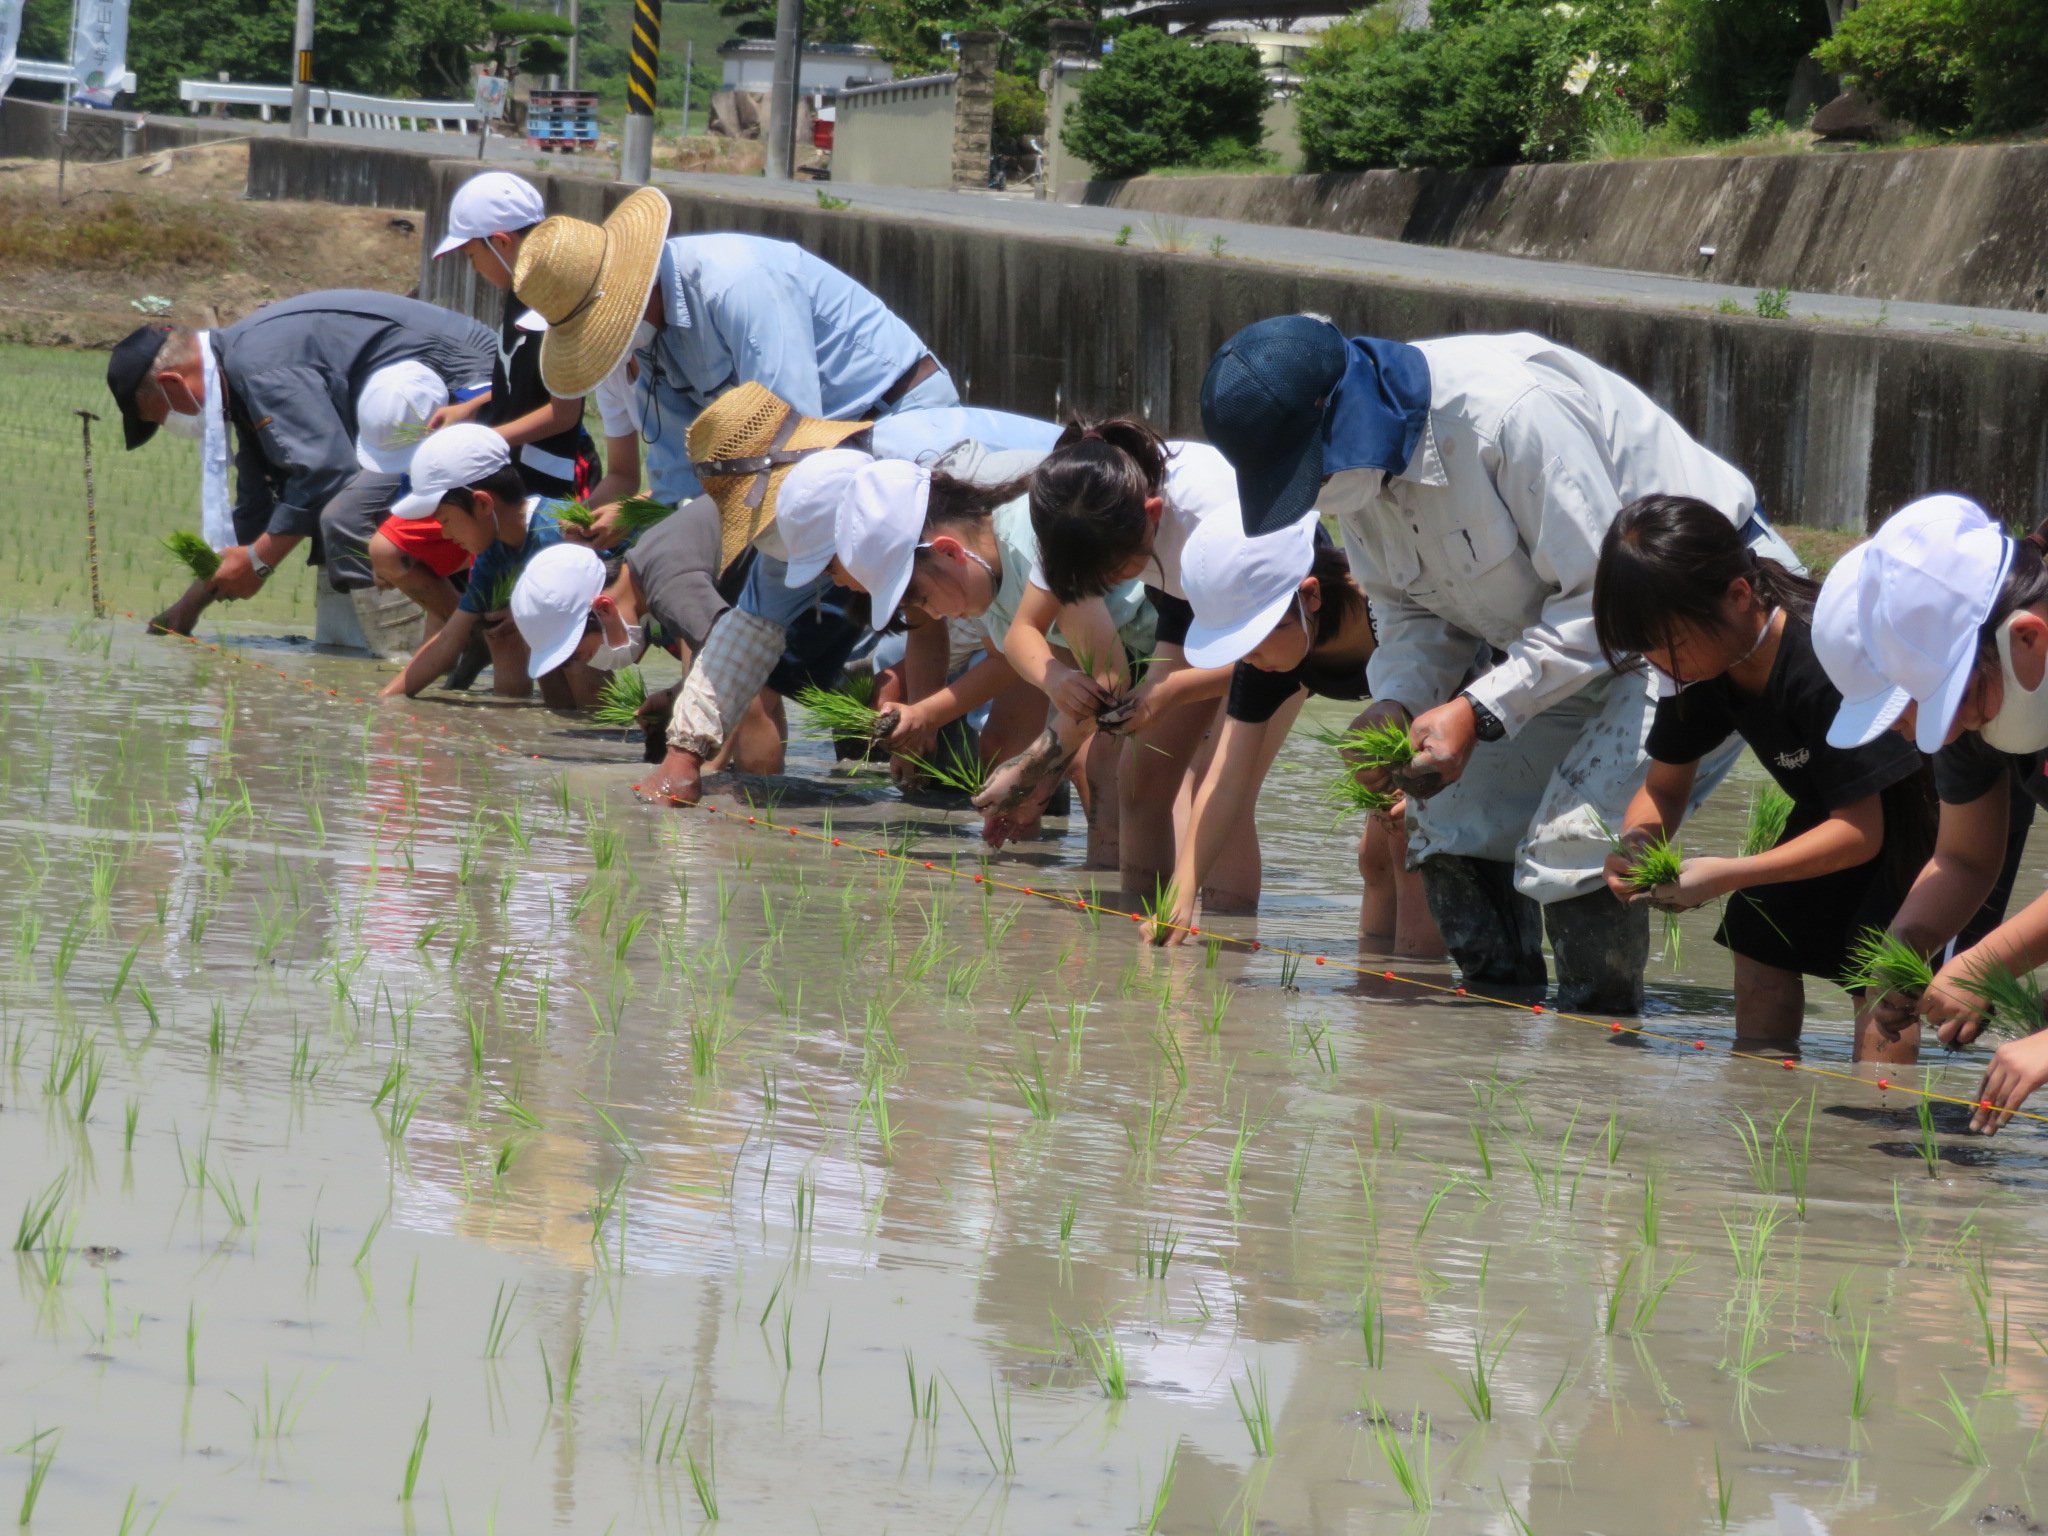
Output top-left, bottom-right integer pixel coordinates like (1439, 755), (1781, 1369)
(489, 291), (593, 499)
(1227, 654), (1373, 725)
(1933, 731), (2048, 808)
(1646, 613), (1923, 824)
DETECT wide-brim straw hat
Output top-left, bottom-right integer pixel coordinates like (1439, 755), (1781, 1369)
(514, 185), (672, 399)
(689, 382), (874, 574)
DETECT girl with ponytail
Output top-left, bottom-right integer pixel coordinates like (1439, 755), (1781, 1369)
(977, 418), (1254, 910)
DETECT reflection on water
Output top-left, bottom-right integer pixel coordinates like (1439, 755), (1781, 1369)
(1, 616), (2047, 1533)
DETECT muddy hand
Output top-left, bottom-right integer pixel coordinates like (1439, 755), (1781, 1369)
(637, 747), (703, 806)
(973, 729), (1071, 816)
(146, 578), (213, 637)
(1392, 761), (1448, 800)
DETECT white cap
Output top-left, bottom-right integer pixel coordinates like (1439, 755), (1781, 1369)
(1182, 510), (1317, 669)
(1815, 494), (2012, 753)
(389, 423), (512, 520)
(354, 361), (450, 475)
(512, 543), (607, 678)
(780, 448), (875, 586)
(837, 460), (930, 631)
(433, 172), (547, 259)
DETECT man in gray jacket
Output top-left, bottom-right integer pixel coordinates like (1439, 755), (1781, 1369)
(107, 290), (495, 634)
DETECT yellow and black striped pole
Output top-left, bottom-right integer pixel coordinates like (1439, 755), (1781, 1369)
(619, 0), (662, 184)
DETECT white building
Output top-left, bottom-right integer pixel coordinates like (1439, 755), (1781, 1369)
(717, 40), (893, 95)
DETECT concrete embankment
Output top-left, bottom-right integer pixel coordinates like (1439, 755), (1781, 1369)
(1064, 141), (2048, 316)
(404, 153), (2048, 533)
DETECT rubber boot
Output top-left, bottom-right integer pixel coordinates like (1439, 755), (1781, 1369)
(1418, 855), (1546, 988)
(442, 629), (491, 692)
(1543, 886), (1649, 1016)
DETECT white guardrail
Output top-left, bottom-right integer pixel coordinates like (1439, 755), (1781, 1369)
(178, 79), (480, 132)
(13, 58), (137, 92)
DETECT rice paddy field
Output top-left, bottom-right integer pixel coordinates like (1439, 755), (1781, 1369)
(4, 342), (2048, 1533)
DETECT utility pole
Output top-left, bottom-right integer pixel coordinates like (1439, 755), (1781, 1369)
(567, 0), (581, 88)
(679, 38), (692, 136)
(620, 0), (662, 183)
(764, 0), (802, 180)
(288, 0), (314, 138)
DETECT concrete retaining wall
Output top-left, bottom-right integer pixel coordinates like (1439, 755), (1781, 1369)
(0, 97), (244, 160)
(1064, 141), (2048, 315)
(245, 136), (435, 210)
(411, 155), (2048, 533)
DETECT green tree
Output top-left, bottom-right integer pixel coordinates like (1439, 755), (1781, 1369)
(1060, 27), (1268, 180)
(1970, 0), (2048, 132)
(1811, 0), (1972, 129)
(993, 70), (1045, 150)
(1659, 0), (1831, 140)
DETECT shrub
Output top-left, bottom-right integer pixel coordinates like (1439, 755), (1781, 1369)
(993, 72), (1046, 151)
(1969, 0), (2048, 132)
(1299, 8), (1547, 171)
(1658, 0), (1832, 141)
(1061, 28), (1270, 181)
(1811, 0), (1973, 130)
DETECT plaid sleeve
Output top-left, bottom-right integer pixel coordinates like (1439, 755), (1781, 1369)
(667, 608), (788, 757)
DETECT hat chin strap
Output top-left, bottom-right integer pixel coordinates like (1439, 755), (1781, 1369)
(703, 411), (813, 538)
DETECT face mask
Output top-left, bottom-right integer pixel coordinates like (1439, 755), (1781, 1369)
(631, 320), (656, 353)
(1981, 615), (2048, 753)
(587, 624), (644, 673)
(1318, 467), (1386, 517)
(161, 406), (204, 440)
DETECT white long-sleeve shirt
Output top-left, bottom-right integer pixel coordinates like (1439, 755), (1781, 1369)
(1326, 333), (1757, 738)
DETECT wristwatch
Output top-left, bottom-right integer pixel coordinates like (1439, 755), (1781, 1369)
(246, 547), (274, 580)
(1460, 690), (1506, 743)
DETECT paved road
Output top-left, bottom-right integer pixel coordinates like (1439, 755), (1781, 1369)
(217, 118), (2048, 341)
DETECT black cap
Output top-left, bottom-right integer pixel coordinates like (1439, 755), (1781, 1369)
(107, 324), (174, 450)
(1199, 315), (1347, 537)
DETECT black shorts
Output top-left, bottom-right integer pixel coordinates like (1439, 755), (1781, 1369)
(1147, 587), (1193, 649)
(1715, 854), (1905, 983)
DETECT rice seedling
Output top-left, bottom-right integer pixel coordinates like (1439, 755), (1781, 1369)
(683, 1422), (719, 1519)
(227, 1368), (324, 1442)
(1723, 1290), (1785, 1381)
(1135, 1218), (1180, 1280)
(1723, 1205), (1786, 1285)
(1008, 1047), (1056, 1121)
(1916, 1096), (1942, 1178)
(1839, 927), (1934, 1000)
(1957, 959), (2048, 1038)
(1628, 1249), (1693, 1334)
(1916, 1377), (1991, 1467)
(1599, 1249), (1639, 1335)
(161, 530), (219, 581)
(1081, 1328), (1130, 1400)
(1741, 782), (1795, 857)
(948, 1376), (1017, 1476)
(13, 1177), (64, 1253)
(1441, 1315), (1521, 1422)
(1713, 1449), (1734, 1531)
(115, 1486), (171, 1536)
(1843, 1314), (1874, 1418)
(1141, 1446), (1179, 1535)
(906, 742), (993, 795)
(1365, 1402), (1433, 1512)
(15, 1427), (58, 1525)
(1359, 1273), (1387, 1367)
(592, 667), (648, 729)
(399, 1401), (432, 1500)
(1232, 1365), (1275, 1455)
(1139, 876), (1184, 944)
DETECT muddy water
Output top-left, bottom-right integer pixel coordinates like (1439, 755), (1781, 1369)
(3, 617), (2048, 1535)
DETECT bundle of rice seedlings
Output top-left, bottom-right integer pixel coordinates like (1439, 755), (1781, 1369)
(794, 682), (884, 742)
(592, 667), (647, 728)
(554, 501), (597, 530)
(1595, 815), (1685, 961)
(614, 495), (674, 532)
(1742, 783), (1796, 858)
(1957, 960), (2048, 1040)
(1838, 927), (1934, 1000)
(162, 530), (220, 582)
(1315, 719), (1416, 773)
(476, 569), (519, 615)
(906, 742), (992, 795)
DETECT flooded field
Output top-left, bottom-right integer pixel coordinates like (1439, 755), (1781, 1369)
(4, 611), (2048, 1535)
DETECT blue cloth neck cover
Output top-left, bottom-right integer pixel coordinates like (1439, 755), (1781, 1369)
(1321, 337), (1431, 478)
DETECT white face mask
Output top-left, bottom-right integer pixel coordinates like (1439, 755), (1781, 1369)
(586, 623), (644, 673)
(1981, 615), (2048, 753)
(161, 404), (204, 440)
(1318, 467), (1387, 517)
(631, 319), (656, 353)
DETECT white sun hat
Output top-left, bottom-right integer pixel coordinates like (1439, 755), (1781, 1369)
(1181, 509), (1319, 669)
(836, 459), (931, 631)
(779, 448), (876, 587)
(511, 543), (607, 679)
(1816, 493), (2012, 753)
(389, 422), (512, 520)
(433, 171), (547, 259)
(354, 361), (450, 475)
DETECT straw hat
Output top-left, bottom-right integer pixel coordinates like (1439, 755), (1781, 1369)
(514, 185), (672, 399)
(688, 382), (874, 574)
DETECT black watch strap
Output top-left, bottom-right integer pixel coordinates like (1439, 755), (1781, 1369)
(1461, 691), (1506, 743)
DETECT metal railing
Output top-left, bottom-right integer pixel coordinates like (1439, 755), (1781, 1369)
(177, 79), (480, 132)
(13, 58), (137, 92)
